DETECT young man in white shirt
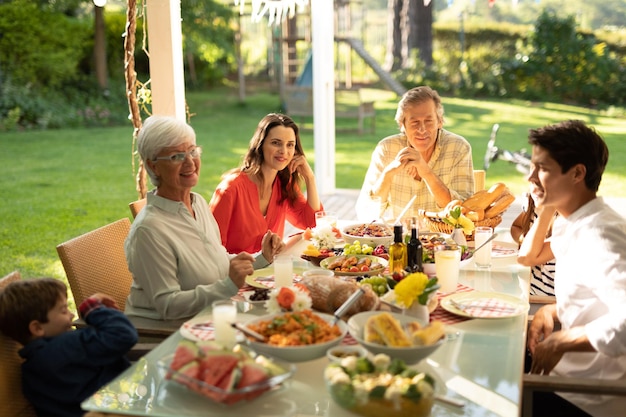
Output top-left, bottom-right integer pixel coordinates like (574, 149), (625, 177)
(524, 120), (626, 417)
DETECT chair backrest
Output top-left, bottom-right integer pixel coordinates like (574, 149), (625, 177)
(0, 271), (38, 417)
(473, 169), (486, 191)
(129, 198), (147, 218)
(56, 218), (133, 311)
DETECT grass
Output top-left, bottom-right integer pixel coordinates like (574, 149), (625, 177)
(2, 86), (626, 288)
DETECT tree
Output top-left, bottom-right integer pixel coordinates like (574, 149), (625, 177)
(384, 0), (433, 72)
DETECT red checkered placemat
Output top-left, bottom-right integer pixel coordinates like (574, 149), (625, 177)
(444, 295), (524, 318)
(181, 320), (214, 341)
(430, 283), (474, 325)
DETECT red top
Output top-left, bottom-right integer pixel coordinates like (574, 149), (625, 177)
(209, 172), (320, 254)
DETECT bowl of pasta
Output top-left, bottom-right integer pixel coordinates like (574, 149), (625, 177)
(242, 311), (348, 362)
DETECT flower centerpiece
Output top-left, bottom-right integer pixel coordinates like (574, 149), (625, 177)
(302, 226), (340, 264)
(307, 225), (339, 251)
(392, 272), (439, 321)
(442, 206), (474, 246)
(265, 285), (312, 314)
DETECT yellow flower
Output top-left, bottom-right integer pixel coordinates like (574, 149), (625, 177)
(393, 272), (429, 308)
(458, 216), (475, 234)
(443, 206), (475, 235)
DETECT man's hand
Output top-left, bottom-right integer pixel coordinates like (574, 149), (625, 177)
(229, 252), (255, 288)
(261, 230), (285, 263)
(398, 147), (428, 179)
(527, 304), (557, 355)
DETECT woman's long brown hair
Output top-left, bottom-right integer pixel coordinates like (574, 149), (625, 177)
(238, 113), (305, 204)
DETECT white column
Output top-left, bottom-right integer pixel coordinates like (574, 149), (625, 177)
(145, 0), (186, 119)
(311, 0), (336, 195)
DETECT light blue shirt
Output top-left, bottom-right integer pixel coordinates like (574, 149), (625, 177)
(125, 191), (268, 320)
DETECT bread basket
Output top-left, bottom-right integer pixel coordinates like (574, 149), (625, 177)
(422, 215), (502, 241)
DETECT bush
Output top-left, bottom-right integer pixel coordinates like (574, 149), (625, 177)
(0, 1), (90, 89)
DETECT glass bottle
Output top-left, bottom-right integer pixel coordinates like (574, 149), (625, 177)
(407, 219), (423, 272)
(389, 224), (407, 273)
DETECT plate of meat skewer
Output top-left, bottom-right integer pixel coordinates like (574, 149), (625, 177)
(319, 255), (388, 277)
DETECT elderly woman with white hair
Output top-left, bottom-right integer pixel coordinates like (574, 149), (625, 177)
(125, 115), (284, 320)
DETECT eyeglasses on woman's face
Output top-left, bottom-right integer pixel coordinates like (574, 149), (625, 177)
(153, 146), (202, 164)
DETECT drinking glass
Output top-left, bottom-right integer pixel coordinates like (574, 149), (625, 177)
(473, 226), (493, 269)
(212, 300), (237, 349)
(315, 211), (338, 229)
(273, 254), (293, 288)
(435, 248), (461, 293)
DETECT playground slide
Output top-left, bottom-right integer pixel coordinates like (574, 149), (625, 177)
(295, 40), (406, 96)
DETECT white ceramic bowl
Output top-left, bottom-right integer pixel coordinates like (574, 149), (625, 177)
(347, 311), (444, 365)
(243, 312), (348, 362)
(326, 345), (368, 363)
(341, 222), (393, 248)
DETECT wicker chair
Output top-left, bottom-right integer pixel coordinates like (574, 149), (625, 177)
(56, 219), (182, 341)
(0, 271), (38, 417)
(129, 198), (146, 218)
(57, 218), (133, 310)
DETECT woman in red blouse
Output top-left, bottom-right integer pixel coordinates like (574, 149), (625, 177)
(210, 113), (322, 254)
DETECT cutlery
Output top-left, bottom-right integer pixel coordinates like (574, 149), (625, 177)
(231, 322), (267, 342)
(394, 195), (417, 225)
(191, 323), (214, 331)
(435, 394), (466, 408)
(448, 298), (519, 314)
(472, 232), (498, 254)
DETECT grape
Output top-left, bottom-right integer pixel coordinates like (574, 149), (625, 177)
(358, 275), (390, 296)
(344, 241), (375, 256)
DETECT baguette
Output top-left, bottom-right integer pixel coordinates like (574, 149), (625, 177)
(461, 190), (490, 211)
(465, 209), (485, 221)
(462, 183), (508, 211)
(484, 191), (516, 218)
(365, 312), (411, 347)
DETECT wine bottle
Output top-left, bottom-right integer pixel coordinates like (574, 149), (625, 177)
(389, 224), (407, 273)
(407, 219), (423, 272)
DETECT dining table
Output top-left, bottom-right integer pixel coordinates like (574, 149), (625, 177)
(82, 226), (530, 417)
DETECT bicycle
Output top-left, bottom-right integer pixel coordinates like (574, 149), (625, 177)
(483, 123), (531, 175)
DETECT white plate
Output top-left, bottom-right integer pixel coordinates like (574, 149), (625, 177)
(319, 255), (388, 277)
(245, 266), (307, 289)
(236, 290), (269, 306)
(440, 291), (528, 319)
(179, 312), (256, 342)
(468, 240), (518, 259)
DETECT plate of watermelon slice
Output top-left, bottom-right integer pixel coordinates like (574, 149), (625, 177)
(159, 339), (296, 405)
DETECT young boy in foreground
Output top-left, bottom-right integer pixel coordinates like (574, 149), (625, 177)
(0, 278), (138, 417)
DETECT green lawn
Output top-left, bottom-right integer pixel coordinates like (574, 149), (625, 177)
(2, 87), (626, 288)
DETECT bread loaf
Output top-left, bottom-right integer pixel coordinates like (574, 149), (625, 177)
(465, 209), (485, 221)
(365, 312), (411, 347)
(484, 191), (515, 218)
(461, 190), (490, 211)
(462, 183), (507, 211)
(301, 275), (379, 317)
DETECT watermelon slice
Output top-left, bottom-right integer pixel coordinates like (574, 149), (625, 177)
(236, 362), (271, 401)
(170, 360), (200, 387)
(170, 339), (200, 371)
(200, 351), (239, 387)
